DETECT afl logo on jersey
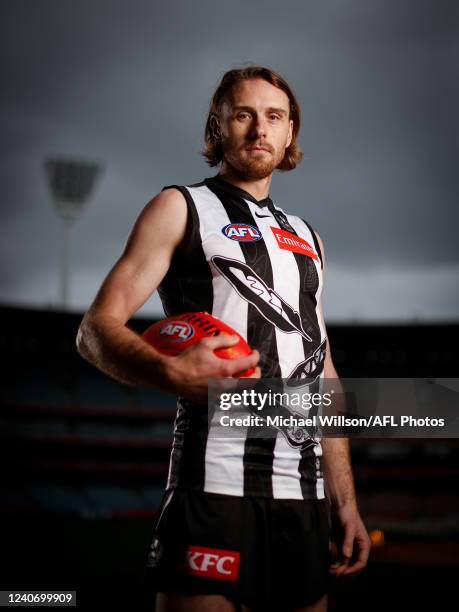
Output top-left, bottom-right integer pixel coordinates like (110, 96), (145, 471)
(159, 321), (194, 342)
(222, 223), (262, 242)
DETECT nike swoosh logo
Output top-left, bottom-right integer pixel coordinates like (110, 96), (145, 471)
(254, 212), (271, 218)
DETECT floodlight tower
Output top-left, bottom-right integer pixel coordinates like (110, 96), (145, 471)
(45, 157), (103, 310)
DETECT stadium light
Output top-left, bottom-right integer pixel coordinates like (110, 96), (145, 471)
(45, 157), (103, 310)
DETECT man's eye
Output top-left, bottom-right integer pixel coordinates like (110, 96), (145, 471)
(237, 113), (251, 120)
(269, 114), (281, 121)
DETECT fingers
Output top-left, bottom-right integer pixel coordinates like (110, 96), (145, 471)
(329, 529), (371, 578)
(329, 556), (350, 577)
(200, 333), (260, 377)
(201, 334), (240, 350)
(341, 559), (366, 576)
(342, 524), (355, 559)
(223, 349), (260, 376)
(334, 553), (366, 577)
(329, 523), (354, 577)
(245, 366), (262, 379)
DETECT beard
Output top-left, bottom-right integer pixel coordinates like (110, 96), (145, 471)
(221, 141), (286, 180)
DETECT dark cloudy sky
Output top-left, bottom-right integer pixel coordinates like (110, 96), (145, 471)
(1, 0), (458, 322)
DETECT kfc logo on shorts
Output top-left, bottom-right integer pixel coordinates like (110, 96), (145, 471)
(159, 321), (194, 341)
(222, 223), (262, 242)
(184, 545), (240, 581)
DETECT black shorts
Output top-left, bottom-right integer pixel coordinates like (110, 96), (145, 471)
(146, 489), (332, 611)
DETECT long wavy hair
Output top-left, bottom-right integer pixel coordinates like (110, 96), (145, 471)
(202, 65), (303, 171)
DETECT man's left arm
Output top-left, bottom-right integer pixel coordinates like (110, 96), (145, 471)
(314, 232), (371, 578)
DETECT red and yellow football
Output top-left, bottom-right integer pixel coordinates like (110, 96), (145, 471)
(141, 311), (255, 377)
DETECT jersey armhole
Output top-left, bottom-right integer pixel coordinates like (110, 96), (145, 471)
(301, 218), (323, 269)
(161, 184), (200, 257)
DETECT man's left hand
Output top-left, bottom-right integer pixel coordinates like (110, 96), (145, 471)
(329, 501), (371, 578)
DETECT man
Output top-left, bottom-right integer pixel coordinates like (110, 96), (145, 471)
(77, 66), (371, 611)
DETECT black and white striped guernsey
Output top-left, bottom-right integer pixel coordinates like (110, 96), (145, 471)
(158, 175), (328, 500)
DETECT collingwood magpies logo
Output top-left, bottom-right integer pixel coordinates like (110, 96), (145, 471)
(211, 255), (313, 341)
(146, 536), (163, 568)
(211, 255), (327, 450)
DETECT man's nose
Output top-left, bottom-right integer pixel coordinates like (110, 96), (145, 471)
(249, 116), (267, 138)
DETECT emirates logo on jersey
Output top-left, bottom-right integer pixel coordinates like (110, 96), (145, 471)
(183, 545), (240, 581)
(159, 321), (194, 341)
(271, 227), (319, 260)
(222, 223), (262, 242)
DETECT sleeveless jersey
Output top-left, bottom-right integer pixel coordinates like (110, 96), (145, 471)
(158, 175), (328, 499)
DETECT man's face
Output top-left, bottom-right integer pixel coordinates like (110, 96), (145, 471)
(218, 78), (294, 180)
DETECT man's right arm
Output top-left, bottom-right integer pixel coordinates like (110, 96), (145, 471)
(76, 188), (260, 402)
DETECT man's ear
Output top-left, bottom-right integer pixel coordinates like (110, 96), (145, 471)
(286, 119), (293, 148)
(210, 114), (222, 142)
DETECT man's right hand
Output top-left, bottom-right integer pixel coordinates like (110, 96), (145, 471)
(163, 335), (261, 403)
